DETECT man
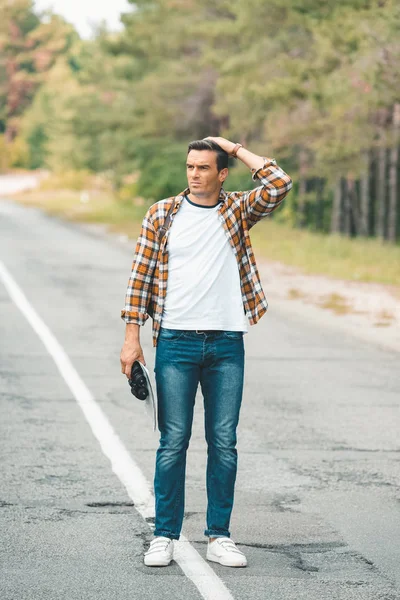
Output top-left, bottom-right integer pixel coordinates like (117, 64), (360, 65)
(120, 137), (292, 567)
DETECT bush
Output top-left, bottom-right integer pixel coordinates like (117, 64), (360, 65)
(0, 135), (30, 170)
(27, 124), (48, 169)
(117, 182), (139, 202)
(10, 137), (30, 168)
(136, 140), (188, 201)
(224, 162), (253, 192)
(40, 169), (93, 191)
(0, 136), (9, 172)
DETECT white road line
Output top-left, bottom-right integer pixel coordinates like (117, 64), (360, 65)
(0, 260), (235, 600)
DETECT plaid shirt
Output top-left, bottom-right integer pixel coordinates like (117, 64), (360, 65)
(121, 159), (292, 347)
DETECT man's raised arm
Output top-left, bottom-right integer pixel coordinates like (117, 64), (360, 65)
(205, 136), (293, 228)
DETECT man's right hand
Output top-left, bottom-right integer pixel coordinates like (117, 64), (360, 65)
(120, 341), (146, 378)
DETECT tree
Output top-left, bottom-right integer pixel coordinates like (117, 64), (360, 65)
(0, 0), (76, 162)
(0, 0), (40, 141)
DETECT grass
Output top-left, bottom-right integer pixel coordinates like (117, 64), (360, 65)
(318, 293), (352, 315)
(287, 288), (306, 300)
(13, 188), (400, 288)
(14, 188), (144, 238)
(250, 219), (400, 287)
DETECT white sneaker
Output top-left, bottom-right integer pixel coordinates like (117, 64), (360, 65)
(144, 536), (174, 567)
(206, 537), (247, 567)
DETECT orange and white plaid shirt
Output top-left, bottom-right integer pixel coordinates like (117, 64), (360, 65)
(121, 159), (292, 347)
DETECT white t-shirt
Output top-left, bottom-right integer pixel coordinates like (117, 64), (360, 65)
(161, 196), (248, 332)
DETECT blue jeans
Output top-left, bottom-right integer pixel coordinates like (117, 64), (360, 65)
(153, 327), (245, 540)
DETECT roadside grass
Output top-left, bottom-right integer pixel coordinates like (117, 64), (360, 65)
(373, 309), (396, 327)
(250, 219), (400, 287)
(287, 288), (306, 300)
(13, 188), (400, 287)
(318, 293), (352, 315)
(13, 189), (143, 238)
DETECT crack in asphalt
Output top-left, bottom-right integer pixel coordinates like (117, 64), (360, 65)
(85, 501), (135, 508)
(239, 541), (346, 552)
(290, 553), (319, 573)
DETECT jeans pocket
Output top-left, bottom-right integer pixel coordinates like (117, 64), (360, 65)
(159, 328), (185, 341)
(222, 331), (244, 340)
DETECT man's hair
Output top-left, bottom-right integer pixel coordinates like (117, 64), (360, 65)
(187, 139), (229, 172)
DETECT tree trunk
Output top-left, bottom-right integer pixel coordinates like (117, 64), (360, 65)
(331, 177), (342, 234)
(315, 178), (325, 231)
(375, 134), (387, 239)
(296, 148), (307, 228)
(5, 19), (19, 144)
(342, 179), (350, 236)
(359, 153), (370, 236)
(388, 103), (400, 243)
(344, 177), (359, 237)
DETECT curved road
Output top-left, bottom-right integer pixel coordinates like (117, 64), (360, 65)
(1, 196), (399, 600)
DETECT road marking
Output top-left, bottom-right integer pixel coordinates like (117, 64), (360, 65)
(0, 260), (235, 600)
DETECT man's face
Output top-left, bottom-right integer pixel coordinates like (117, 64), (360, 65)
(186, 150), (228, 198)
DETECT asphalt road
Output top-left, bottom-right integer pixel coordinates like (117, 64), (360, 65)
(1, 197), (400, 600)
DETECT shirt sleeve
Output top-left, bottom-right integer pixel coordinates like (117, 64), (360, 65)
(121, 209), (159, 325)
(241, 159), (293, 229)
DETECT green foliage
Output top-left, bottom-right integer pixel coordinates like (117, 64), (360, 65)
(224, 163), (253, 195)
(8, 136), (29, 167)
(0, 1), (77, 140)
(117, 180), (139, 203)
(26, 123), (47, 168)
(0, 134), (30, 169)
(136, 141), (188, 201)
(0, 135), (9, 171)
(2, 0), (400, 240)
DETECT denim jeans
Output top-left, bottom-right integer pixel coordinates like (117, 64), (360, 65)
(153, 327), (245, 540)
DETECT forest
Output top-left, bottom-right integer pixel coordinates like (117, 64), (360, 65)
(1, 0), (399, 243)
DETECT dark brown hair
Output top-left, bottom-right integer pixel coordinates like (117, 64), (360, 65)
(187, 139), (229, 172)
